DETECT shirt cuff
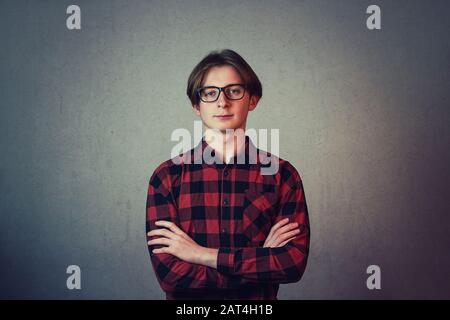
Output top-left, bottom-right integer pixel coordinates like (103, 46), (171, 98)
(217, 247), (235, 274)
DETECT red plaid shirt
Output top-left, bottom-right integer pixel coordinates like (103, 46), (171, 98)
(146, 135), (310, 300)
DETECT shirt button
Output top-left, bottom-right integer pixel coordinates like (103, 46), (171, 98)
(221, 228), (226, 233)
(223, 198), (229, 205)
(224, 170), (228, 177)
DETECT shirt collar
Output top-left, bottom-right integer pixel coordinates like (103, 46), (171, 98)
(191, 134), (260, 167)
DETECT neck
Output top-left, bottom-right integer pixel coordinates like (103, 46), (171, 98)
(203, 126), (246, 163)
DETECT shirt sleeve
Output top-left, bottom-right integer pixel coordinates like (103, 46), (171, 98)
(216, 162), (310, 284)
(146, 162), (246, 293)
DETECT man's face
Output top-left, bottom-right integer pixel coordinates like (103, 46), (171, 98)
(193, 65), (259, 132)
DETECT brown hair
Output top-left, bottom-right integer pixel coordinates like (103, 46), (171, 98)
(186, 49), (262, 107)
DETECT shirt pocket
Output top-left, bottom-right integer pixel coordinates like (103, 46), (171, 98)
(239, 185), (277, 244)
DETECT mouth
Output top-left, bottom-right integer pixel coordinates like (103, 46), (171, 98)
(214, 114), (233, 120)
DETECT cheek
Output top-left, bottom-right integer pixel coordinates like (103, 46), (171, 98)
(199, 106), (213, 117)
(235, 106), (249, 118)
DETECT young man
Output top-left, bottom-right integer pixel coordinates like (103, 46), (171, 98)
(146, 49), (310, 300)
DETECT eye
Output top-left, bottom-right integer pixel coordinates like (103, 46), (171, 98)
(201, 89), (216, 97)
(226, 86), (243, 95)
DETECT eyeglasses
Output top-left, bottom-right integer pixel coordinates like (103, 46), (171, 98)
(197, 83), (246, 103)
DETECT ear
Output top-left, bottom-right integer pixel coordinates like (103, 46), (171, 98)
(192, 104), (201, 116)
(248, 95), (260, 111)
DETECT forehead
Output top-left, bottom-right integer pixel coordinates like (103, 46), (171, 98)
(202, 65), (243, 87)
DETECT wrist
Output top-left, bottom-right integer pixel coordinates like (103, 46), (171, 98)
(197, 247), (218, 269)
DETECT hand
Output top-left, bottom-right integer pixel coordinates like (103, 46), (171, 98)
(147, 220), (217, 267)
(263, 218), (300, 248)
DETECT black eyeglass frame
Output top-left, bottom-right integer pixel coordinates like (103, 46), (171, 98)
(196, 83), (247, 103)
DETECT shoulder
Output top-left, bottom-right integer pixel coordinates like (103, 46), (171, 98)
(257, 148), (300, 176)
(279, 159), (302, 183)
(148, 154), (185, 189)
(266, 152), (303, 188)
(269, 158), (305, 201)
(254, 145), (303, 187)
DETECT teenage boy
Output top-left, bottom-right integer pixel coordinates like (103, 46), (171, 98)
(146, 49), (310, 300)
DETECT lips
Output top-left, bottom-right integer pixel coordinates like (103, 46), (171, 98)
(215, 114), (233, 118)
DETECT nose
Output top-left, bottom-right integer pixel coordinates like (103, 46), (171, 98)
(216, 89), (230, 108)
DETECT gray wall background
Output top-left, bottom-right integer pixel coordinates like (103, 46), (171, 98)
(1, 0), (449, 299)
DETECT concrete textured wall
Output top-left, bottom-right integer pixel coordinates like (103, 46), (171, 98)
(1, 0), (449, 299)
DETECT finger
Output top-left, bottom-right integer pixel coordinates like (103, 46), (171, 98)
(147, 228), (177, 240)
(275, 222), (298, 235)
(278, 236), (298, 247)
(273, 222), (298, 239)
(263, 234), (272, 247)
(147, 237), (171, 247)
(265, 221), (293, 247)
(264, 231), (277, 247)
(263, 233), (273, 247)
(155, 220), (192, 241)
(272, 229), (300, 247)
(152, 247), (169, 254)
(266, 218), (290, 242)
(278, 228), (300, 241)
(155, 220), (184, 235)
(263, 238), (272, 248)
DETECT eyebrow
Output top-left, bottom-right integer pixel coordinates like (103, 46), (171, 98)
(200, 83), (243, 88)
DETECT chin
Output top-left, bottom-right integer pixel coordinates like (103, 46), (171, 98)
(213, 126), (234, 131)
(209, 121), (235, 131)
(218, 125), (241, 132)
(205, 119), (244, 132)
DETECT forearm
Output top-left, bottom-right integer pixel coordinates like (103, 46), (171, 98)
(150, 250), (251, 292)
(196, 247), (219, 269)
(216, 241), (309, 284)
(196, 243), (308, 284)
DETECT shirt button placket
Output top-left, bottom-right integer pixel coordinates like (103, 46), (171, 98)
(220, 165), (233, 245)
(221, 197), (228, 236)
(221, 167), (229, 239)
